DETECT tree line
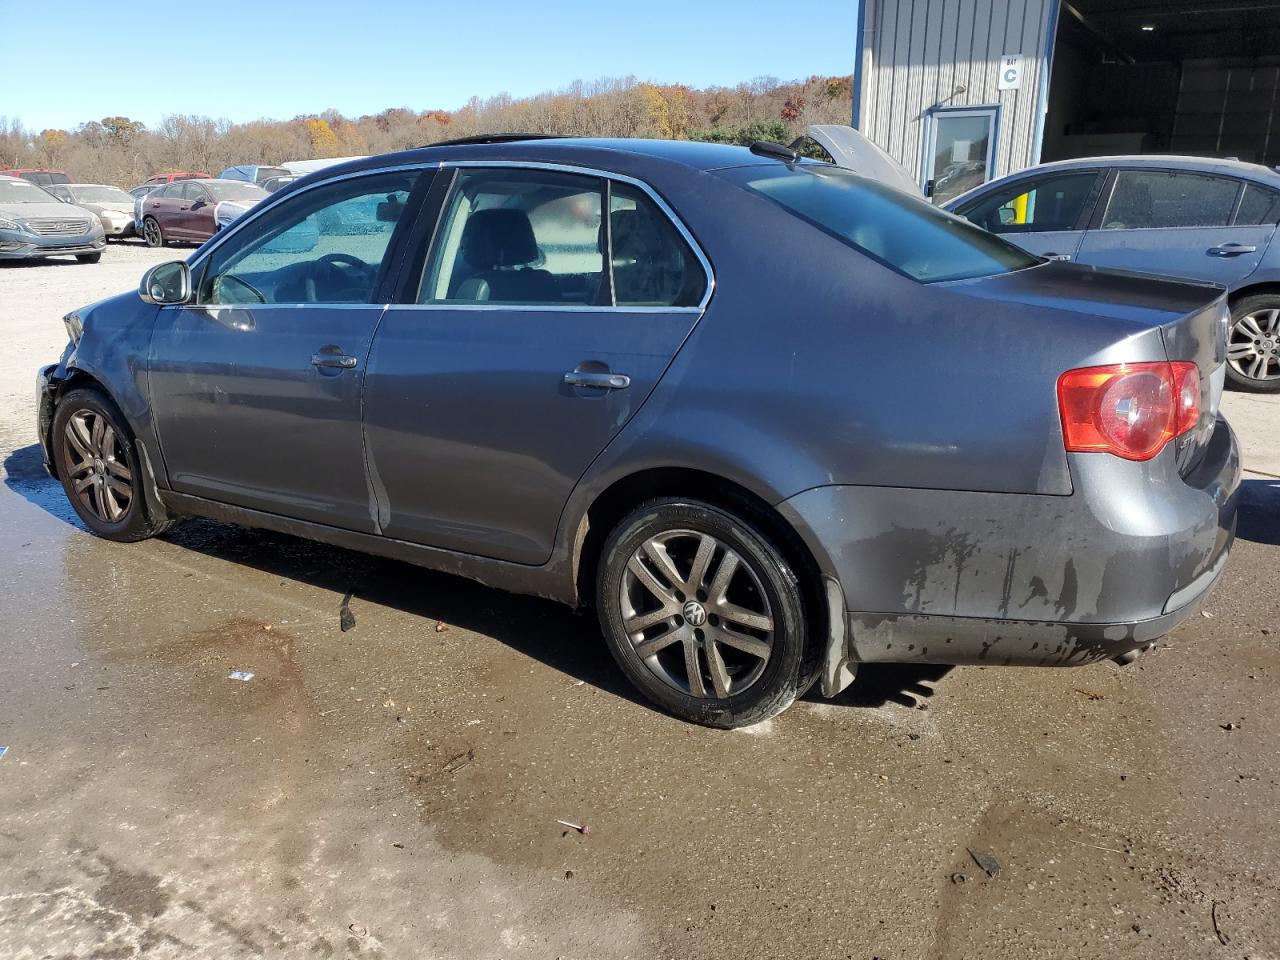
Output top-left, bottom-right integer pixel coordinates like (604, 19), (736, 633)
(0, 74), (852, 187)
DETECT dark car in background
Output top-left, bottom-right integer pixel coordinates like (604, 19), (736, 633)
(140, 179), (268, 246)
(947, 155), (1280, 391)
(0, 175), (105, 262)
(36, 139), (1239, 727)
(0, 168), (71, 187)
(47, 184), (137, 238)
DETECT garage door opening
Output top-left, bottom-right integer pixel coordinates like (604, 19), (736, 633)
(1042, 0), (1280, 167)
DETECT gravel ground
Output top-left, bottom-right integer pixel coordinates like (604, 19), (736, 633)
(1, 241), (1278, 959)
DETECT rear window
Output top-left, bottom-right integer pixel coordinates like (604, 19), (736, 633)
(720, 164), (1039, 283)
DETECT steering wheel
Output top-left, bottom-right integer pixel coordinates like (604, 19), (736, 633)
(303, 252), (373, 302)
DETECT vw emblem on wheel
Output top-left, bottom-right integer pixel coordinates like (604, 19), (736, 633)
(683, 600), (708, 626)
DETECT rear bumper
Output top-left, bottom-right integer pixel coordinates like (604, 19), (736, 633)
(780, 415), (1240, 667)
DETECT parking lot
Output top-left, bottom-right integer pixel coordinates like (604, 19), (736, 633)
(2, 242), (1279, 958)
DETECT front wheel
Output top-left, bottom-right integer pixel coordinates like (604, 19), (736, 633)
(596, 498), (810, 728)
(1226, 295), (1280, 392)
(76, 252), (102, 264)
(52, 387), (170, 542)
(142, 216), (165, 248)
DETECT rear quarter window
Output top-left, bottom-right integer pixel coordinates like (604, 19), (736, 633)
(719, 164), (1039, 283)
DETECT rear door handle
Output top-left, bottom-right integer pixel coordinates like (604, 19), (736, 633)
(564, 371), (631, 390)
(311, 354), (358, 369)
(1208, 242), (1257, 256)
(1043, 252), (1072, 261)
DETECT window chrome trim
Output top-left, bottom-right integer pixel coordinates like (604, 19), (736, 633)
(419, 159), (714, 312)
(185, 157), (715, 314)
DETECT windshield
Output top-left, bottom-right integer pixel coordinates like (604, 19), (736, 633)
(207, 182), (269, 202)
(719, 164), (1039, 283)
(255, 167), (289, 182)
(70, 185), (132, 204)
(0, 179), (56, 203)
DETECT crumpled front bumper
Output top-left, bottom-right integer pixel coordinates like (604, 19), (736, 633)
(36, 364), (58, 476)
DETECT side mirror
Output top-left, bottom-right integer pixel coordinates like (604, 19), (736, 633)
(139, 260), (191, 305)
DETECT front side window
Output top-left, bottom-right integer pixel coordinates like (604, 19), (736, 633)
(958, 171), (1098, 234)
(180, 182), (206, 202)
(1236, 183), (1280, 225)
(199, 170), (418, 305)
(1102, 170), (1238, 230)
(722, 164), (1038, 283)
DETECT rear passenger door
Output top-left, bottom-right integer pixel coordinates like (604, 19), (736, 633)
(1075, 168), (1276, 286)
(362, 165), (710, 564)
(952, 169), (1102, 261)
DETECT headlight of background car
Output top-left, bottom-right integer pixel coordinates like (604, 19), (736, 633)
(0, 217), (21, 231)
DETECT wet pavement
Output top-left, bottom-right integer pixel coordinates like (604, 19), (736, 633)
(2, 244), (1279, 959)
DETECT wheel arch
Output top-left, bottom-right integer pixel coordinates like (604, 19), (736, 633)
(44, 368), (117, 478)
(1228, 281), (1280, 307)
(571, 466), (829, 652)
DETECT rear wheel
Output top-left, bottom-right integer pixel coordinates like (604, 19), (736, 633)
(142, 216), (164, 248)
(52, 388), (170, 542)
(1226, 294), (1280, 392)
(597, 498), (810, 728)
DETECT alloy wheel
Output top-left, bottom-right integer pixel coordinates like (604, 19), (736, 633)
(1227, 307), (1280, 382)
(63, 410), (133, 523)
(144, 218), (162, 247)
(619, 529), (775, 699)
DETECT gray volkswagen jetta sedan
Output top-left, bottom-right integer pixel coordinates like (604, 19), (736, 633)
(36, 137), (1240, 727)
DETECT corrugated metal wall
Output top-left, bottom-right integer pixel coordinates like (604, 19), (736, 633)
(857, 0), (1059, 184)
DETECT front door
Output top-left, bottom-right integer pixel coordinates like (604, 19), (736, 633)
(363, 166), (710, 564)
(952, 169), (1103, 261)
(149, 168), (425, 531)
(924, 107), (998, 205)
(1075, 168), (1276, 285)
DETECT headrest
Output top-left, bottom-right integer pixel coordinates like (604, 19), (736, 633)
(461, 208), (539, 268)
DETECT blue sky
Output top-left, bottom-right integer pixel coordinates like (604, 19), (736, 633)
(6, 0), (860, 131)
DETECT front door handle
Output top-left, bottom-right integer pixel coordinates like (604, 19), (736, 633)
(311, 354), (358, 369)
(1208, 242), (1258, 256)
(1043, 252), (1072, 261)
(564, 370), (631, 390)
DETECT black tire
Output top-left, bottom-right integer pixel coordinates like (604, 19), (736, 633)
(52, 387), (171, 542)
(1226, 294), (1280, 392)
(76, 252), (102, 264)
(597, 498), (810, 728)
(142, 216), (165, 248)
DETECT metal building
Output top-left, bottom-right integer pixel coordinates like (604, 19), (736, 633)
(854, 0), (1280, 204)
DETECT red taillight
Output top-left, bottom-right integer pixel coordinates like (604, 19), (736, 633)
(1057, 361), (1200, 461)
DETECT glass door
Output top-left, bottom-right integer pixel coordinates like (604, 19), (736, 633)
(924, 107), (998, 205)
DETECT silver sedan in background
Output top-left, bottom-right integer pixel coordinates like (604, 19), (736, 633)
(48, 184), (137, 239)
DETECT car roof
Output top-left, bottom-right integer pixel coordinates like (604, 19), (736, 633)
(322, 137), (784, 180)
(945, 153), (1280, 209)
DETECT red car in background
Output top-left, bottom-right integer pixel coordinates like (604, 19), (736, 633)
(140, 171), (210, 187)
(140, 178), (268, 246)
(0, 168), (71, 187)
